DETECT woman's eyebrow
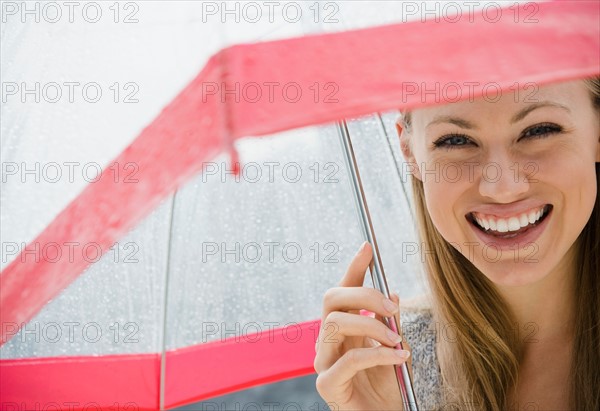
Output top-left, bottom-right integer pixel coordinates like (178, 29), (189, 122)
(426, 116), (476, 130)
(510, 101), (571, 124)
(425, 101), (571, 130)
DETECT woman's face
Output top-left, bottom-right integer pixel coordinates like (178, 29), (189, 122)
(400, 79), (599, 286)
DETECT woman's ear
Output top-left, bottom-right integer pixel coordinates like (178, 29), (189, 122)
(396, 122), (422, 182)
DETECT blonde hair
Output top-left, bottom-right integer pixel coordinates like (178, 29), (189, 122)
(402, 77), (600, 410)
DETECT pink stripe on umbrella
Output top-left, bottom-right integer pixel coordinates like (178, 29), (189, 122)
(1, 320), (321, 410)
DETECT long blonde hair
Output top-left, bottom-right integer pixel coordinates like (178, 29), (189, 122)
(402, 77), (600, 410)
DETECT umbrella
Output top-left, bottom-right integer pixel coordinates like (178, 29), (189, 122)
(1, 1), (598, 409)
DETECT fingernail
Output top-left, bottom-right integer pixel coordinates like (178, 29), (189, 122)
(386, 329), (402, 345)
(359, 242), (367, 252)
(395, 349), (411, 359)
(383, 298), (398, 314)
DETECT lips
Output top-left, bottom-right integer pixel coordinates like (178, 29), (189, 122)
(467, 204), (553, 238)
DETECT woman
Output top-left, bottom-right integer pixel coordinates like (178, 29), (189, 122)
(314, 77), (599, 410)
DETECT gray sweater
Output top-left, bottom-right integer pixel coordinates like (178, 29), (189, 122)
(400, 302), (444, 411)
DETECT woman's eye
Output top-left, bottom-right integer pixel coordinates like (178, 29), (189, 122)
(521, 123), (563, 140)
(433, 134), (473, 149)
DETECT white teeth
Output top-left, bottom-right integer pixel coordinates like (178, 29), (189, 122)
(519, 214), (529, 227)
(507, 217), (521, 231)
(482, 218), (490, 230)
(473, 205), (548, 233)
(496, 220), (509, 232)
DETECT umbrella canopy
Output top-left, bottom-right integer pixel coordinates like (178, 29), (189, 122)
(1, 1), (599, 409)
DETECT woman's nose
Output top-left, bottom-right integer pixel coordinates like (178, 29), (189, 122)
(478, 156), (531, 201)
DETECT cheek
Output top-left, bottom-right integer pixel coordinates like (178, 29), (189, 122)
(546, 156), (598, 228)
(536, 144), (597, 207)
(422, 179), (466, 241)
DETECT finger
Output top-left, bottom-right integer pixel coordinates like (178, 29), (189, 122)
(339, 241), (373, 287)
(314, 312), (403, 372)
(374, 292), (400, 322)
(389, 292), (413, 371)
(315, 346), (410, 398)
(389, 293), (401, 336)
(389, 293), (409, 347)
(321, 286), (399, 321)
(372, 294), (400, 335)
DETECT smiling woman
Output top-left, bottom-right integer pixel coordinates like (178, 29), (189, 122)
(397, 77), (600, 410)
(314, 76), (599, 411)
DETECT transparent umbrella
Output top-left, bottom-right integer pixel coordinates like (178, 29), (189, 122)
(1, 1), (598, 410)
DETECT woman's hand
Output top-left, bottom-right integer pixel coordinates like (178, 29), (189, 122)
(314, 242), (412, 411)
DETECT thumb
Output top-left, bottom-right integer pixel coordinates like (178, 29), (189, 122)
(339, 241), (373, 287)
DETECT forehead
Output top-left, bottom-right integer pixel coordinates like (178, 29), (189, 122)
(411, 79), (589, 127)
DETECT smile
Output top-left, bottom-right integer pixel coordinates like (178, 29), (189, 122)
(467, 204), (553, 239)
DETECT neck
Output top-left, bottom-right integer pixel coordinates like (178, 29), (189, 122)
(495, 243), (578, 347)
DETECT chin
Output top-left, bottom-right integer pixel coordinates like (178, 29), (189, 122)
(476, 261), (545, 287)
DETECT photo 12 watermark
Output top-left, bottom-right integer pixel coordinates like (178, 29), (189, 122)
(200, 161), (340, 184)
(1, 82), (140, 104)
(201, 81), (339, 105)
(400, 240), (540, 264)
(0, 402), (139, 411)
(198, 401), (337, 411)
(1, 161), (139, 184)
(201, 320), (320, 344)
(317, 317), (539, 347)
(200, 1), (340, 24)
(401, 161), (540, 185)
(1, 241), (140, 265)
(397, 81), (540, 105)
(1, 321), (140, 345)
(200, 241), (340, 264)
(1, 1), (140, 24)
(396, 1), (540, 24)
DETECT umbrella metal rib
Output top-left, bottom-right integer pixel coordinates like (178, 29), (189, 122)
(336, 120), (420, 411)
(160, 193), (178, 410)
(376, 113), (415, 223)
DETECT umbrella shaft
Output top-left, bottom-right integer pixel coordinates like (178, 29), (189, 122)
(337, 120), (420, 411)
